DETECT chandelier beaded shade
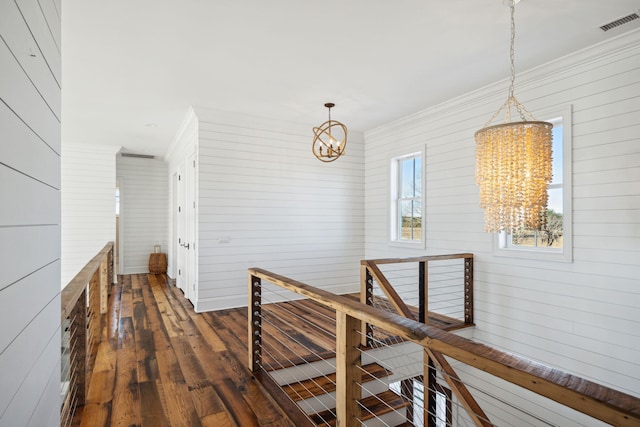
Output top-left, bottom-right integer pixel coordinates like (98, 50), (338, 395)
(474, 0), (553, 233)
(312, 103), (347, 162)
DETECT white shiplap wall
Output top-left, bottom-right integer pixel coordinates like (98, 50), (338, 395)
(192, 107), (365, 311)
(364, 29), (640, 399)
(61, 144), (120, 286)
(0, 0), (62, 424)
(117, 155), (169, 273)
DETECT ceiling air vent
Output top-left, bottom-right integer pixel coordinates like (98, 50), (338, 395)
(121, 152), (155, 159)
(599, 12), (639, 32)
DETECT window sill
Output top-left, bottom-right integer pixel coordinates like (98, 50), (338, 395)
(493, 245), (572, 263)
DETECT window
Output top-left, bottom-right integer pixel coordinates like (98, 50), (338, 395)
(391, 378), (452, 426)
(390, 150), (424, 246)
(495, 106), (572, 262)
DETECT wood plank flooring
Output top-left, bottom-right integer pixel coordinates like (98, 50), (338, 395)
(76, 274), (467, 426)
(209, 294), (464, 372)
(77, 274), (296, 427)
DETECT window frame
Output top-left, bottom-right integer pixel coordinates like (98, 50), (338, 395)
(493, 105), (573, 262)
(389, 146), (426, 248)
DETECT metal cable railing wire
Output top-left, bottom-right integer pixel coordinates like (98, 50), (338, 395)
(256, 324), (337, 425)
(259, 313), (337, 381)
(257, 344), (336, 423)
(257, 283), (340, 424)
(60, 316), (76, 427)
(369, 262), (467, 327)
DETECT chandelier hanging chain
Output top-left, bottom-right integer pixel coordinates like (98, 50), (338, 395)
(483, 0), (535, 128)
(508, 0), (516, 102)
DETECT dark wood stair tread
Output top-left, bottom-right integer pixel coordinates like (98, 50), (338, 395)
(282, 363), (391, 401)
(310, 389), (409, 426)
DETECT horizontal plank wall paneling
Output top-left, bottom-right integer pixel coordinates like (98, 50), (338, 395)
(363, 30), (640, 399)
(193, 107), (365, 311)
(117, 155), (169, 274)
(0, 0), (61, 120)
(0, 166), (60, 225)
(61, 144), (120, 286)
(0, 225), (59, 292)
(0, 0), (61, 424)
(0, 100), (60, 186)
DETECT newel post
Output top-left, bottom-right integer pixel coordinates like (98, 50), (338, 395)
(100, 257), (108, 315)
(108, 243), (114, 286)
(336, 311), (362, 426)
(418, 261), (428, 324)
(89, 270), (102, 346)
(359, 263), (374, 347)
(248, 274), (262, 373)
(464, 256), (474, 325)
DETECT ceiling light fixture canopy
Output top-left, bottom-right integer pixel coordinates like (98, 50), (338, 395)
(312, 103), (347, 162)
(474, 0), (553, 233)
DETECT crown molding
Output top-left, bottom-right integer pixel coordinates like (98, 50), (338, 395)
(366, 28), (640, 138)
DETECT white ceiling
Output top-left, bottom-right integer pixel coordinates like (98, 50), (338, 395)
(61, 0), (640, 157)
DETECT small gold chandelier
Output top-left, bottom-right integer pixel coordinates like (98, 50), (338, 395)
(474, 0), (553, 233)
(312, 103), (347, 162)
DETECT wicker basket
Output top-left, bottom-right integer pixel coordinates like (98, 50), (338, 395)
(149, 253), (167, 274)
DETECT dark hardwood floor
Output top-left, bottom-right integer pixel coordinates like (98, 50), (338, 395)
(77, 274), (297, 427)
(76, 273), (466, 426)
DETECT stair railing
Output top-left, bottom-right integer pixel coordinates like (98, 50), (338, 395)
(248, 267), (640, 426)
(361, 254), (474, 345)
(60, 242), (113, 427)
(361, 254), (490, 425)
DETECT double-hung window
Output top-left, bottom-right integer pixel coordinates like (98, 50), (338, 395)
(495, 106), (572, 261)
(390, 150), (424, 246)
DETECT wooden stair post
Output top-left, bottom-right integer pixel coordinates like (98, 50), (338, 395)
(336, 311), (362, 426)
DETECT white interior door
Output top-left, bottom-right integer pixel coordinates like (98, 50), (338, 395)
(185, 151), (197, 302)
(176, 165), (186, 291)
(170, 172), (177, 278)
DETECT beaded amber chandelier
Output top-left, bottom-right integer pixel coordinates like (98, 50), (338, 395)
(312, 103), (347, 162)
(474, 0), (553, 233)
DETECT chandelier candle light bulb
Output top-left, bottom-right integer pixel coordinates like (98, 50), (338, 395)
(474, 0), (553, 233)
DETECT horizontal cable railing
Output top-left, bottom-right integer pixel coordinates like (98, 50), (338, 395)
(361, 254), (474, 337)
(249, 278), (338, 426)
(363, 254), (490, 426)
(248, 267), (640, 427)
(60, 242), (114, 427)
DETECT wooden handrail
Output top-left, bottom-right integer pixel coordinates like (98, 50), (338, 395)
(360, 253), (474, 265)
(248, 267), (640, 427)
(61, 242), (114, 320)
